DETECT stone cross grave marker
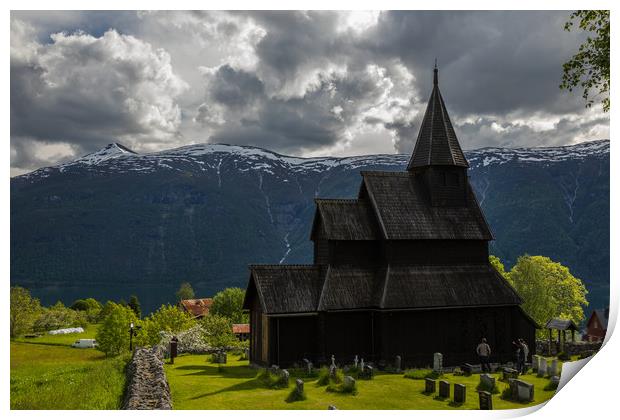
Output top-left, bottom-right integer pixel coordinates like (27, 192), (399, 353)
(425, 378), (436, 394)
(439, 380), (450, 398)
(454, 383), (466, 404)
(281, 369), (290, 387)
(433, 352), (443, 373)
(478, 391), (493, 410)
(354, 355), (358, 368)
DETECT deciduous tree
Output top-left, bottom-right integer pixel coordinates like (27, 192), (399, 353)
(176, 282), (195, 302)
(560, 10), (610, 111)
(210, 287), (249, 323)
(10, 286), (41, 338)
(96, 302), (138, 356)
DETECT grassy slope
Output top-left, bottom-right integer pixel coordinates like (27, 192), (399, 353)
(10, 324), (128, 410)
(165, 354), (557, 410)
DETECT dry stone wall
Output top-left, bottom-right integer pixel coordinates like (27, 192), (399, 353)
(122, 347), (172, 410)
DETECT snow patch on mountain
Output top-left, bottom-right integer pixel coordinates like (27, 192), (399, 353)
(16, 139), (609, 182)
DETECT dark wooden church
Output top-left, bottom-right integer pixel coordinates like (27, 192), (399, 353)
(243, 67), (537, 368)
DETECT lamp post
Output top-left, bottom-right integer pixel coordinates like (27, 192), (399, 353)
(129, 322), (142, 352)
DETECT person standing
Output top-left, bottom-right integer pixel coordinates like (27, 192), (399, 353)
(519, 338), (529, 374)
(512, 339), (523, 374)
(476, 338), (492, 373)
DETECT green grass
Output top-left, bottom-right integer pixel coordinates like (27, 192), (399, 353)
(165, 354), (558, 410)
(10, 324), (128, 409)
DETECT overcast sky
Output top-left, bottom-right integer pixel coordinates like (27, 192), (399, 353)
(10, 10), (610, 176)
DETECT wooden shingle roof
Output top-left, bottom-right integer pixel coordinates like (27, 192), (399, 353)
(545, 318), (578, 331)
(311, 199), (380, 240)
(361, 171), (493, 240)
(407, 67), (468, 169)
(248, 263), (521, 314)
(381, 265), (521, 309)
(246, 265), (322, 314)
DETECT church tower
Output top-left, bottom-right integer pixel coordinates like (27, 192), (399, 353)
(408, 65), (469, 207)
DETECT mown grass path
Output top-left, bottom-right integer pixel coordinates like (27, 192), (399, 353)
(10, 324), (128, 409)
(165, 353), (558, 410)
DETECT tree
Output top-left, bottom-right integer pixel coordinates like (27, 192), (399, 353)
(210, 287), (249, 323)
(176, 282), (195, 302)
(560, 10), (610, 111)
(506, 255), (588, 338)
(10, 286), (42, 338)
(201, 313), (237, 348)
(137, 304), (196, 346)
(33, 302), (88, 332)
(128, 295), (141, 318)
(95, 302), (138, 356)
(489, 255), (508, 280)
(70, 298), (103, 322)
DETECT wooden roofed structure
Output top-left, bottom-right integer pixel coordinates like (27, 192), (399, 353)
(243, 66), (537, 368)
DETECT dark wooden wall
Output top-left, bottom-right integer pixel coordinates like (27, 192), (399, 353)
(385, 240), (488, 265)
(257, 305), (536, 368)
(421, 166), (468, 207)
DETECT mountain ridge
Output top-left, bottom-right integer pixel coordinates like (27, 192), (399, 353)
(11, 140), (610, 313)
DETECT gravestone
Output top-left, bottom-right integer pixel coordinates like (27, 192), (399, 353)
(214, 351), (227, 364)
(344, 376), (356, 390)
(295, 379), (304, 396)
(328, 405), (338, 410)
(538, 358), (547, 377)
(433, 353), (443, 373)
(302, 358), (313, 375)
(548, 359), (558, 377)
(550, 375), (560, 388)
(354, 355), (359, 369)
(330, 354), (336, 369)
(502, 368), (519, 381)
(454, 383), (466, 403)
(478, 391), (493, 410)
(509, 379), (534, 402)
(480, 374), (496, 391)
(532, 355), (541, 373)
(461, 363), (473, 375)
(425, 378), (436, 394)
(439, 380), (450, 398)
(395, 355), (402, 373)
(359, 365), (374, 379)
(360, 358), (365, 372)
(280, 369), (290, 386)
(271, 364), (280, 374)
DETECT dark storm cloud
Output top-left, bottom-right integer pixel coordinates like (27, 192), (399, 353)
(10, 10), (609, 175)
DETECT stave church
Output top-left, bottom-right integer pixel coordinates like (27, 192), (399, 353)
(243, 66), (537, 368)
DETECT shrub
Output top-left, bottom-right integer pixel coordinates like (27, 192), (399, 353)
(201, 314), (237, 348)
(33, 302), (88, 332)
(326, 378), (358, 395)
(557, 352), (570, 361)
(544, 379), (559, 391)
(137, 304), (196, 346)
(10, 286), (42, 338)
(404, 368), (441, 380)
(476, 379), (500, 394)
(257, 369), (289, 389)
(158, 325), (210, 354)
(316, 366), (343, 386)
(95, 303), (138, 357)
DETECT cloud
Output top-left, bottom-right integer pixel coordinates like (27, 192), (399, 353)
(10, 11), (609, 175)
(10, 19), (188, 171)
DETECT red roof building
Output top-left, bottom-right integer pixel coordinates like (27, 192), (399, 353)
(583, 308), (609, 342)
(179, 298), (213, 319)
(232, 323), (250, 341)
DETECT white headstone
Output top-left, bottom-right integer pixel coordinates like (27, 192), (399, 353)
(532, 355), (541, 372)
(548, 359), (558, 377)
(354, 355), (359, 368)
(331, 354), (336, 368)
(433, 353), (443, 372)
(360, 358), (365, 371)
(538, 358), (547, 377)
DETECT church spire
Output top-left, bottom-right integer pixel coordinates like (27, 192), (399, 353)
(407, 65), (468, 170)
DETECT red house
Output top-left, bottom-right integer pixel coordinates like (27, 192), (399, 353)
(583, 308), (608, 342)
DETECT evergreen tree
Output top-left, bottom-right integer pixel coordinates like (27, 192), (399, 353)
(128, 295), (141, 318)
(176, 282), (195, 302)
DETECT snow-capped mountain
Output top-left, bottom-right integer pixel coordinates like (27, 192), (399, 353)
(11, 140), (610, 313)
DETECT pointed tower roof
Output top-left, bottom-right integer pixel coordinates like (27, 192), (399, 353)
(407, 65), (468, 170)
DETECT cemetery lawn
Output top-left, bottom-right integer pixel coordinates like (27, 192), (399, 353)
(10, 324), (129, 409)
(165, 354), (558, 410)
